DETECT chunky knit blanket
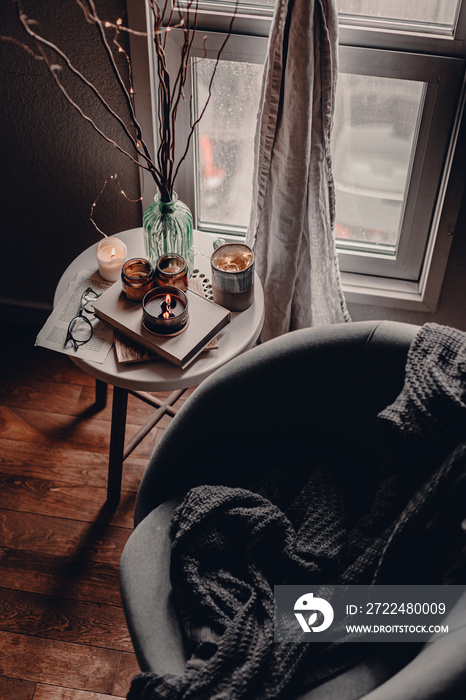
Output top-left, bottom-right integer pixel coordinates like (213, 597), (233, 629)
(128, 323), (466, 700)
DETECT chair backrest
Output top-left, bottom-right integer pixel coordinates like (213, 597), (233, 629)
(135, 320), (419, 525)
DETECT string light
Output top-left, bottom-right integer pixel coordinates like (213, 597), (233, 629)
(90, 173), (143, 237)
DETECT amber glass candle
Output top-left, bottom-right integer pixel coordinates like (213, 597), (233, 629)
(121, 258), (154, 301)
(155, 253), (188, 291)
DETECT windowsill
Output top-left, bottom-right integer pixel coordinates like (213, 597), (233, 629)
(341, 272), (432, 310)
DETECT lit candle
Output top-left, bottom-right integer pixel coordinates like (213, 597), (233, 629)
(96, 237), (127, 281)
(142, 286), (189, 336)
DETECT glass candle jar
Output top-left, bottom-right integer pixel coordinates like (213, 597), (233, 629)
(121, 258), (155, 301)
(155, 253), (188, 291)
(142, 286), (189, 336)
(96, 237), (127, 282)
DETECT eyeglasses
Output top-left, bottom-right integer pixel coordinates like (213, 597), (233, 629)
(65, 287), (102, 351)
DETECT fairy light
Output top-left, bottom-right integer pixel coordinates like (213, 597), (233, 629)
(90, 173), (143, 237)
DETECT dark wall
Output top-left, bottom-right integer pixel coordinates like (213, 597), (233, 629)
(0, 0), (141, 321)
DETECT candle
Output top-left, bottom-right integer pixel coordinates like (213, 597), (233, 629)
(121, 258), (154, 301)
(96, 237), (127, 282)
(142, 286), (189, 336)
(155, 253), (188, 291)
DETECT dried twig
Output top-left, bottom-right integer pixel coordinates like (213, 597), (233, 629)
(2, 0), (238, 222)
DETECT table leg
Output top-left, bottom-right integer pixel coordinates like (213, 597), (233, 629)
(123, 389), (185, 459)
(107, 386), (128, 507)
(95, 379), (108, 410)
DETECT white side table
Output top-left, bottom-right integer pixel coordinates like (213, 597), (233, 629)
(55, 228), (264, 506)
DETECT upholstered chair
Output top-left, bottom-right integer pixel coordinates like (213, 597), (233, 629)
(120, 320), (466, 699)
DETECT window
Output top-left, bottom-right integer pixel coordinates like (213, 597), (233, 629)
(127, 0), (466, 310)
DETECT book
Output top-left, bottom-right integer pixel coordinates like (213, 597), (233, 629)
(93, 282), (231, 369)
(111, 276), (219, 365)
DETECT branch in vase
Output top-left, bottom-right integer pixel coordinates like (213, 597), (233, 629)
(79, 0), (157, 178)
(12, 0), (160, 184)
(2, 0), (239, 220)
(171, 0), (239, 188)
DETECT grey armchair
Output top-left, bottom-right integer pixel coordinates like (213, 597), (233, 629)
(120, 320), (466, 699)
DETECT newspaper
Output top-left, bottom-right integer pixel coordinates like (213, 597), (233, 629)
(35, 270), (114, 364)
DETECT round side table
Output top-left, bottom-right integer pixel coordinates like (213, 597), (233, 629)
(55, 228), (264, 506)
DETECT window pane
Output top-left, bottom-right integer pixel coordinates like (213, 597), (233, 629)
(336, 0), (460, 29)
(195, 59), (425, 251)
(195, 59), (263, 229)
(333, 74), (424, 250)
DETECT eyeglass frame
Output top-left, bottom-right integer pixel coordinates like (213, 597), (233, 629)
(65, 286), (102, 352)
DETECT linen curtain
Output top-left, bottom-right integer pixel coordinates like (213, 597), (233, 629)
(247, 0), (351, 343)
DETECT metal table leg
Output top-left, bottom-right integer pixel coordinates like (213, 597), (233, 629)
(107, 386), (128, 507)
(95, 379), (108, 410)
(105, 386), (188, 507)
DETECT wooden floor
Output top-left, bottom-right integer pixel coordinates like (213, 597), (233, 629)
(0, 323), (195, 699)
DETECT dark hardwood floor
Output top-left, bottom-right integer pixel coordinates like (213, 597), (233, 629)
(0, 322), (194, 699)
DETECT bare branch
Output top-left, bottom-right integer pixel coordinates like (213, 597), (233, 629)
(12, 0), (158, 178)
(1, 0), (239, 215)
(81, 0), (157, 175)
(172, 0), (239, 188)
(0, 34), (44, 60)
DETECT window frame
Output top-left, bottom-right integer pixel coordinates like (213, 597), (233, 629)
(126, 0), (466, 311)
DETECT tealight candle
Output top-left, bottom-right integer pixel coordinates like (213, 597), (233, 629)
(142, 285), (189, 336)
(96, 237), (127, 282)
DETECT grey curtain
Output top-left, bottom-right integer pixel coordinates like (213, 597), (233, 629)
(247, 0), (350, 343)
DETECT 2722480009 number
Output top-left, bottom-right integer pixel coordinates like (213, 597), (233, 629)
(365, 602), (446, 615)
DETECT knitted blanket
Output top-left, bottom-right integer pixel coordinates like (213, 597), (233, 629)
(128, 323), (466, 700)
(378, 322), (466, 445)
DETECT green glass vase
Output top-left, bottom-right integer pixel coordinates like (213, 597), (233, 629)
(143, 192), (194, 274)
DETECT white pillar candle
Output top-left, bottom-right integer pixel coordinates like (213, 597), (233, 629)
(96, 237), (127, 282)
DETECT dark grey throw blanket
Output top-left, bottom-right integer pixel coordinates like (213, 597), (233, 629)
(378, 322), (466, 445)
(128, 323), (466, 700)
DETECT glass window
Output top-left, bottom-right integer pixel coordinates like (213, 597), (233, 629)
(333, 74), (424, 252)
(195, 59), (263, 231)
(192, 45), (462, 284)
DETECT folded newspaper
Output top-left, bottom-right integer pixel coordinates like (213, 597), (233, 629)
(35, 270), (114, 364)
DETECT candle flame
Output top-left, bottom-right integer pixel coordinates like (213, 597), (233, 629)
(162, 294), (172, 320)
(111, 247), (116, 259)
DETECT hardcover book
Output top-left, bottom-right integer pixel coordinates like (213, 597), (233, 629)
(94, 282), (231, 369)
